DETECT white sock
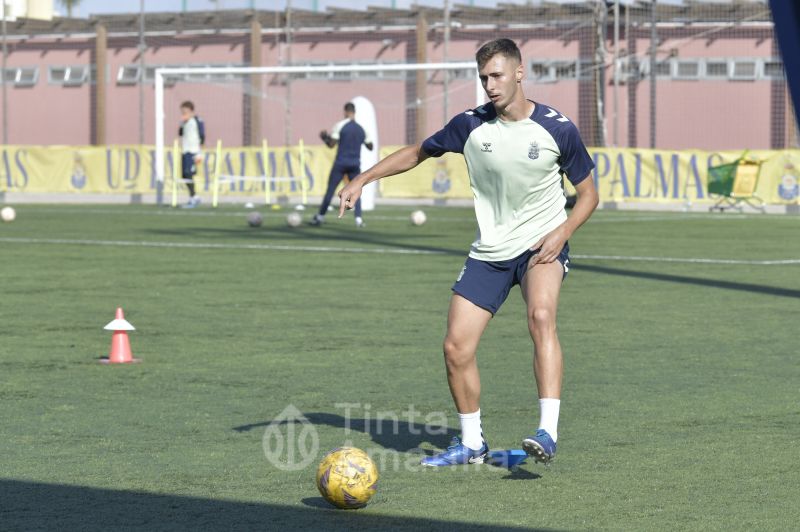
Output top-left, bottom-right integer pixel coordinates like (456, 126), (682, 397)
(538, 398), (560, 442)
(355, 216), (363, 224)
(459, 409), (483, 450)
(315, 213), (325, 220)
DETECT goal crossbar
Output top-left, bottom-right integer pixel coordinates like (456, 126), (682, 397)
(154, 61), (481, 188)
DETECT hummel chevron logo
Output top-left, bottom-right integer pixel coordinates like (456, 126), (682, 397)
(545, 108), (569, 122)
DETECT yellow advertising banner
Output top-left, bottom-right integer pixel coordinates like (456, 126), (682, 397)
(380, 146), (800, 205)
(1, 144), (799, 205)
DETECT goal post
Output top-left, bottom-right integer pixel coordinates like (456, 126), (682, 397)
(154, 61), (482, 206)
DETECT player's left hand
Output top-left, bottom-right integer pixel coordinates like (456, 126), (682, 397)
(194, 154), (204, 165)
(530, 225), (569, 264)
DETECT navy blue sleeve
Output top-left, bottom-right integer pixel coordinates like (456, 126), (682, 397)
(422, 113), (475, 157)
(556, 123), (594, 186)
(197, 118), (206, 145)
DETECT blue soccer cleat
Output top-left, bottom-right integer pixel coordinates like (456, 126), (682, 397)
(522, 429), (556, 464)
(421, 437), (489, 467)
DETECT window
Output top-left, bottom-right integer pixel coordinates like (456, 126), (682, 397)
(704, 60), (728, 79)
(653, 60), (672, 78)
(49, 65), (89, 86)
(449, 68), (475, 80)
(731, 60), (757, 80)
(763, 60), (783, 79)
(117, 65), (140, 85)
(530, 61), (554, 83)
(639, 59), (671, 78)
(2, 67), (38, 86)
(675, 60), (700, 80)
(331, 68), (351, 81)
(554, 61), (577, 80)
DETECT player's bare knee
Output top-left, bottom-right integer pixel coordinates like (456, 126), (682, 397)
(528, 307), (556, 334)
(442, 338), (474, 368)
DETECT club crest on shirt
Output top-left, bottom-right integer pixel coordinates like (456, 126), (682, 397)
(481, 142), (492, 153)
(528, 141), (540, 160)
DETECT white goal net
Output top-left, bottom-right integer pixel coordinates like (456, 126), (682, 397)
(154, 62), (482, 206)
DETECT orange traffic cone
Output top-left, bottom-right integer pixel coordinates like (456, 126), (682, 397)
(99, 307), (140, 364)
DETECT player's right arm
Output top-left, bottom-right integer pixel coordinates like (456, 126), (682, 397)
(338, 144), (429, 217)
(320, 130), (336, 148)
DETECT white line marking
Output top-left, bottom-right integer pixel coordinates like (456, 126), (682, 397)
(2, 236), (799, 265)
(0, 237), (443, 255)
(18, 206), (800, 225)
(571, 254), (800, 266)
(18, 207), (478, 223)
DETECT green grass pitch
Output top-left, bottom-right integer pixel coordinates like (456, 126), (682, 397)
(1, 204), (799, 531)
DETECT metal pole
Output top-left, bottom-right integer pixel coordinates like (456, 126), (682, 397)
(649, 0), (657, 149)
(613, 0), (619, 147)
(138, 0), (146, 145)
(1, 1), (8, 145)
(443, 0), (450, 126)
(155, 71), (165, 205)
(284, 0), (292, 147)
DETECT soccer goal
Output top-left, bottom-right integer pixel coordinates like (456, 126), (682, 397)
(154, 62), (482, 207)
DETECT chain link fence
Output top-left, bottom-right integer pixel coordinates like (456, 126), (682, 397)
(0, 1), (794, 150)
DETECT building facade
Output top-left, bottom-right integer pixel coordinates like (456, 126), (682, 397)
(0, 2), (794, 151)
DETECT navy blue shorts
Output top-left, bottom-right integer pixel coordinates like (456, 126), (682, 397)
(452, 243), (570, 315)
(182, 152), (197, 179)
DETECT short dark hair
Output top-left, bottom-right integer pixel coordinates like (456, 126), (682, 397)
(344, 102), (356, 113)
(180, 100), (195, 111)
(475, 38), (522, 69)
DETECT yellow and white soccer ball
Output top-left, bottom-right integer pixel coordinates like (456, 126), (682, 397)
(1, 206), (16, 223)
(410, 209), (426, 226)
(316, 447), (378, 509)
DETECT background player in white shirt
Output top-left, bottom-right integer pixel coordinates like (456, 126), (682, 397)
(338, 39), (599, 467)
(178, 101), (205, 208)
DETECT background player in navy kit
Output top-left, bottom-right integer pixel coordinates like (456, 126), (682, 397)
(337, 39), (599, 467)
(178, 101), (205, 208)
(311, 102), (373, 228)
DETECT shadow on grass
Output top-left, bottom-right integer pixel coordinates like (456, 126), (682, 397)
(0, 479), (555, 531)
(574, 263), (800, 299)
(234, 413), (459, 454)
(142, 225), (466, 256)
(502, 469), (542, 481)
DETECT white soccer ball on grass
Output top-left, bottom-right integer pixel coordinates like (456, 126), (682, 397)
(410, 210), (426, 226)
(246, 211), (263, 227)
(286, 212), (302, 227)
(1, 206), (16, 223)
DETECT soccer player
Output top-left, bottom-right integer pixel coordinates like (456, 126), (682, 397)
(178, 101), (205, 208)
(311, 102), (374, 228)
(337, 39), (598, 466)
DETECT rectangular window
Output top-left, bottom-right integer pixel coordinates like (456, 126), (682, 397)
(117, 65), (140, 85)
(763, 60), (783, 79)
(48, 65), (88, 86)
(2, 67), (38, 86)
(554, 61), (577, 80)
(731, 60), (757, 80)
(704, 60), (728, 79)
(654, 60), (672, 78)
(675, 60), (700, 80)
(530, 61), (554, 83)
